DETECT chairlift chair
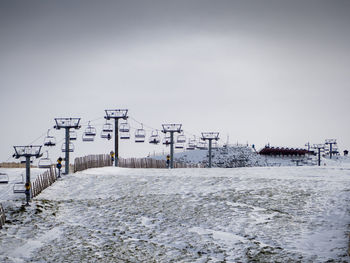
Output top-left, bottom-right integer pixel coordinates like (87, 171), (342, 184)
(13, 182), (26, 194)
(85, 122), (97, 137)
(69, 130), (77, 141)
(197, 141), (208, 150)
(149, 130), (160, 144)
(20, 157), (33, 164)
(102, 122), (113, 133)
(186, 139), (196, 150)
(119, 122), (130, 133)
(38, 151), (52, 168)
(0, 173), (9, 184)
(82, 132), (95, 142)
(101, 131), (112, 140)
(177, 133), (186, 143)
(175, 142), (185, 149)
(61, 142), (74, 152)
(120, 131), (130, 140)
(43, 130), (56, 147)
(162, 135), (171, 146)
(211, 141), (219, 149)
(135, 125), (146, 143)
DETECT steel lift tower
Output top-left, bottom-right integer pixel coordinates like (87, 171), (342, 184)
(325, 139), (337, 159)
(13, 145), (42, 206)
(54, 118), (81, 175)
(162, 124), (182, 169)
(201, 132), (220, 168)
(104, 109), (128, 167)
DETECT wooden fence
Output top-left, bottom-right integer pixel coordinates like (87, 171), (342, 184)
(74, 154), (112, 173)
(0, 203), (6, 229)
(74, 154), (201, 172)
(32, 166), (58, 198)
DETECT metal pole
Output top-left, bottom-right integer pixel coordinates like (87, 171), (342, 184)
(318, 148), (321, 166)
(329, 143), (333, 159)
(170, 132), (174, 169)
(25, 156), (31, 206)
(115, 118), (119, 167)
(65, 127), (70, 174)
(208, 139), (212, 168)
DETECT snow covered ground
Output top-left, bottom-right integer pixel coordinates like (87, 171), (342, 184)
(0, 166), (350, 262)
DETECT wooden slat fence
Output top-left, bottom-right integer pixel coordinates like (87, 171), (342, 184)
(74, 154), (112, 173)
(74, 154), (202, 172)
(32, 166), (58, 198)
(0, 203), (6, 229)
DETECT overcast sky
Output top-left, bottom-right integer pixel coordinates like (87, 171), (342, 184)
(1, 0), (349, 162)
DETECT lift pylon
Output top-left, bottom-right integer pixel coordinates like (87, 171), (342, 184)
(201, 132), (220, 168)
(104, 109), (128, 167)
(54, 118), (81, 175)
(162, 124), (182, 169)
(13, 145), (42, 206)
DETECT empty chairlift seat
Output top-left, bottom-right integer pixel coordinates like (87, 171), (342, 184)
(82, 123), (96, 142)
(84, 122), (97, 137)
(61, 142), (74, 152)
(82, 132), (94, 142)
(0, 173), (9, 184)
(13, 183), (25, 193)
(102, 122), (113, 133)
(186, 139), (197, 150)
(197, 141), (208, 150)
(119, 122), (130, 139)
(119, 122), (130, 133)
(135, 124), (146, 143)
(69, 130), (77, 141)
(38, 151), (52, 169)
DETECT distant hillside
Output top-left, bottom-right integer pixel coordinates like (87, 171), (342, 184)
(154, 145), (316, 168)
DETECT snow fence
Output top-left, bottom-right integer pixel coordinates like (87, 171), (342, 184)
(74, 154), (201, 172)
(32, 166), (58, 198)
(0, 203), (6, 229)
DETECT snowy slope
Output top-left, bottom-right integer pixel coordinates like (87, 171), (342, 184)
(0, 166), (350, 262)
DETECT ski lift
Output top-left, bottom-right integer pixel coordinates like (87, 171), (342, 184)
(13, 183), (25, 193)
(186, 138), (197, 150)
(149, 130), (160, 144)
(85, 122), (97, 137)
(175, 142), (185, 149)
(120, 131), (130, 140)
(177, 132), (186, 143)
(119, 122), (130, 133)
(0, 173), (9, 184)
(162, 135), (171, 146)
(38, 151), (52, 169)
(43, 129), (56, 147)
(212, 141), (219, 149)
(135, 124), (146, 143)
(61, 142), (74, 152)
(82, 132), (94, 142)
(20, 157), (33, 164)
(69, 130), (77, 141)
(102, 121), (113, 133)
(101, 131), (112, 140)
(197, 140), (208, 150)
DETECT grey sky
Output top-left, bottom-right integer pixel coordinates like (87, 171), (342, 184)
(1, 0), (349, 162)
